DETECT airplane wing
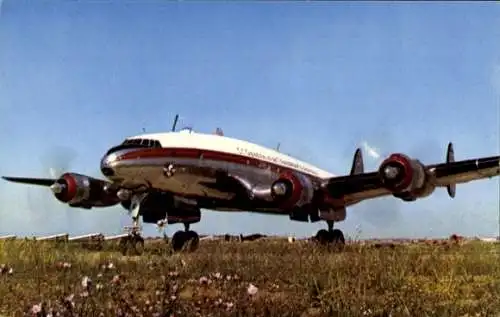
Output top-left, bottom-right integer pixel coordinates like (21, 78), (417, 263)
(1, 176), (56, 186)
(324, 142), (500, 205)
(1, 173), (121, 209)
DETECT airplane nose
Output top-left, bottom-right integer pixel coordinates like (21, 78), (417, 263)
(100, 153), (115, 177)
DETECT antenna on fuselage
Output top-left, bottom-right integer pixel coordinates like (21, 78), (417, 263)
(171, 114), (179, 132)
(276, 142), (281, 152)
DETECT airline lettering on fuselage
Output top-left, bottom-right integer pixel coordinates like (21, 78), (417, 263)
(235, 147), (318, 176)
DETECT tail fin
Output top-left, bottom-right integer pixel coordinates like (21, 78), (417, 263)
(446, 142), (456, 198)
(350, 148), (364, 175)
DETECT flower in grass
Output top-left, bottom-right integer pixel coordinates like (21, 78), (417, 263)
(247, 283), (258, 296)
(199, 276), (210, 285)
(212, 272), (222, 280)
(63, 294), (75, 308)
(55, 261), (72, 270)
(0, 264), (13, 275)
(31, 303), (42, 314)
(111, 274), (121, 285)
(81, 276), (92, 289)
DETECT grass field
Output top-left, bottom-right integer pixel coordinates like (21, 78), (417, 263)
(0, 238), (499, 317)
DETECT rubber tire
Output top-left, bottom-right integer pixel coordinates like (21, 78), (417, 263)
(331, 229), (345, 245)
(119, 236), (130, 256)
(186, 230), (200, 252)
(119, 235), (145, 256)
(130, 235), (145, 256)
(172, 231), (187, 252)
(315, 229), (331, 245)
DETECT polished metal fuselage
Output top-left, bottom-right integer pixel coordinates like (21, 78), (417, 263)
(101, 147), (323, 213)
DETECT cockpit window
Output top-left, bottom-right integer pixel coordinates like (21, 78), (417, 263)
(106, 138), (162, 155)
(121, 138), (162, 148)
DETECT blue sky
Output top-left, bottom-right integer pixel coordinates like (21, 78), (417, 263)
(0, 2), (499, 239)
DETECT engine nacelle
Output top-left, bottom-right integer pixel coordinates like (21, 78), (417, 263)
(51, 173), (119, 207)
(270, 172), (314, 209)
(121, 191), (201, 225)
(378, 153), (436, 201)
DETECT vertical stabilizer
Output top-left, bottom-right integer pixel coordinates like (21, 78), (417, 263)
(446, 142), (456, 198)
(350, 148), (364, 175)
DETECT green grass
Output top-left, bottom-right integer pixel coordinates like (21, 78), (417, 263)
(0, 238), (499, 316)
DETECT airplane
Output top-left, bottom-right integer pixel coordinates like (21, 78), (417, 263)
(2, 114), (500, 255)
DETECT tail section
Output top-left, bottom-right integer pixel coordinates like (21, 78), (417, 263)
(350, 148), (364, 175)
(446, 142), (456, 198)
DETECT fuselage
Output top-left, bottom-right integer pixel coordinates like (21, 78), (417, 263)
(100, 128), (335, 212)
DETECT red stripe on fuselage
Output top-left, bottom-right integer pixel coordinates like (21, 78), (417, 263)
(117, 147), (322, 181)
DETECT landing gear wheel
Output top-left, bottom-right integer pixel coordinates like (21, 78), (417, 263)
(330, 229), (345, 244)
(330, 229), (345, 251)
(315, 229), (331, 245)
(119, 236), (129, 255)
(314, 228), (345, 250)
(171, 230), (200, 252)
(185, 230), (200, 252)
(119, 234), (145, 256)
(130, 234), (145, 255)
(171, 231), (188, 252)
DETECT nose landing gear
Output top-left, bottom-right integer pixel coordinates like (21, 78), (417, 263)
(120, 193), (147, 256)
(119, 223), (145, 256)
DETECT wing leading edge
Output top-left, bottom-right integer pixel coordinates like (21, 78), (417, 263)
(1, 176), (56, 187)
(323, 142), (500, 205)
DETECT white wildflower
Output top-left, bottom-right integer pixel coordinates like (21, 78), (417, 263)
(213, 272), (222, 279)
(199, 276), (209, 284)
(81, 276), (91, 289)
(247, 283), (258, 296)
(31, 303), (42, 314)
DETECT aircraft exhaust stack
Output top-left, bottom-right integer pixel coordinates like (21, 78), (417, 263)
(446, 142), (456, 198)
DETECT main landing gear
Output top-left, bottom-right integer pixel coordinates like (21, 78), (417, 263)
(171, 223), (200, 252)
(314, 220), (345, 249)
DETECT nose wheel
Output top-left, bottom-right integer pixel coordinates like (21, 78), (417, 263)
(171, 223), (200, 252)
(120, 193), (148, 256)
(314, 220), (345, 249)
(119, 230), (145, 256)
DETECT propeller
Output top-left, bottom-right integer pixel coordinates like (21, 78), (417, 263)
(39, 145), (78, 179)
(25, 145), (79, 235)
(359, 136), (444, 169)
(353, 132), (444, 232)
